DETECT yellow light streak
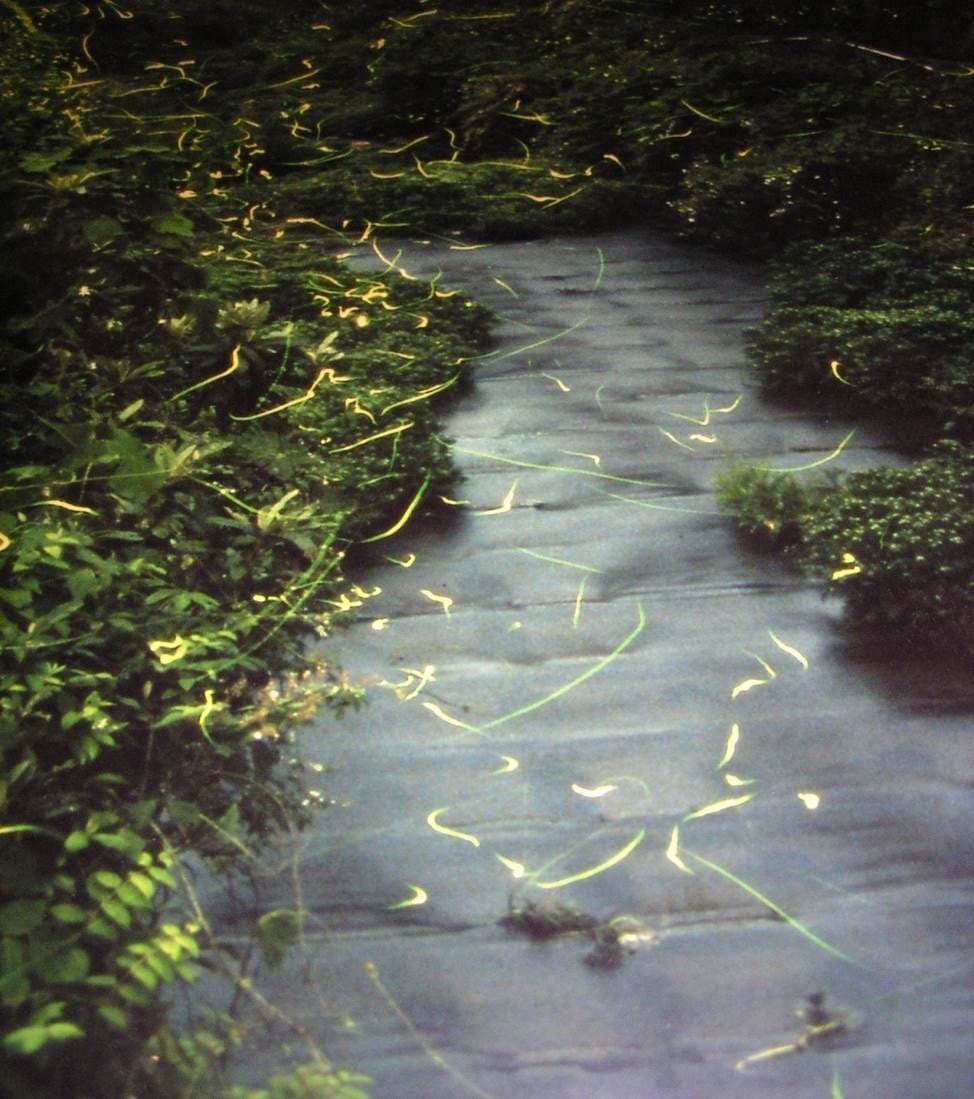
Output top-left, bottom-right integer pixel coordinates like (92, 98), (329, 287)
(420, 589), (453, 617)
(426, 808), (480, 847)
(360, 474), (431, 544)
(730, 676), (767, 700)
(439, 496), (470, 507)
(665, 826), (693, 875)
(724, 774), (755, 788)
(422, 701), (479, 732)
(492, 276), (518, 297)
(172, 343), (241, 400)
(492, 756), (520, 775)
(393, 665), (436, 701)
(475, 481), (517, 515)
(747, 653), (777, 679)
(688, 433), (717, 443)
(536, 829), (646, 889)
(756, 430), (856, 473)
(386, 552), (417, 567)
(560, 450), (601, 467)
(798, 792), (821, 810)
(388, 884), (428, 909)
(37, 500), (97, 515)
(371, 619), (390, 631)
(381, 373), (460, 415)
(768, 630), (809, 669)
(681, 99), (726, 123)
(379, 134), (430, 154)
(718, 722), (741, 769)
(831, 552), (862, 580)
(330, 422), (413, 452)
(830, 359), (852, 385)
(683, 794), (754, 821)
(713, 395), (743, 414)
(659, 428), (695, 451)
(571, 783), (618, 799)
(572, 577), (587, 629)
(540, 372), (570, 392)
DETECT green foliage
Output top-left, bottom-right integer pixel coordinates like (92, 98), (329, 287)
(800, 441), (974, 647)
(715, 464), (814, 549)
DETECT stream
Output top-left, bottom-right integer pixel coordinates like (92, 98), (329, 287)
(219, 230), (974, 1098)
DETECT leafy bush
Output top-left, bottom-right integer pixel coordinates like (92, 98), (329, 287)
(800, 441), (974, 648)
(715, 464), (815, 549)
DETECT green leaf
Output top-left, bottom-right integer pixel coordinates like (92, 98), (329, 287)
(151, 213), (194, 237)
(93, 829), (144, 859)
(0, 899), (46, 935)
(43, 948), (90, 984)
(118, 399), (145, 422)
(100, 899), (132, 929)
(85, 917), (119, 941)
(82, 216), (124, 247)
(64, 831), (90, 853)
(98, 1004), (128, 1029)
(50, 904), (87, 925)
(116, 882), (150, 909)
(126, 960), (159, 990)
(20, 148), (72, 173)
(45, 1022), (84, 1041)
(127, 872), (155, 900)
(3, 1026), (48, 1055)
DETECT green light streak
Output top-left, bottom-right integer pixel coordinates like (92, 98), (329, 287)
(681, 848), (854, 963)
(479, 602), (646, 731)
(451, 445), (664, 487)
(515, 547), (603, 573)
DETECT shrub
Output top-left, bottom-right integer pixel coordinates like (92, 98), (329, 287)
(715, 464), (814, 549)
(800, 441), (974, 648)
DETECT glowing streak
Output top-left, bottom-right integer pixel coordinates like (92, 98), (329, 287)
(595, 385), (607, 413)
(747, 652), (777, 679)
(516, 548), (602, 573)
(413, 155), (435, 179)
(831, 552), (862, 580)
(682, 849), (854, 960)
(380, 134), (430, 154)
(536, 829), (645, 889)
(343, 396), (376, 424)
(689, 433), (717, 443)
(832, 1065), (845, 1098)
(603, 153), (625, 169)
(172, 343), (241, 399)
(560, 450), (601, 466)
(381, 373), (460, 415)
(330, 422), (413, 452)
(0, 532), (10, 552)
(360, 473), (431, 543)
(426, 808), (480, 847)
(605, 492), (718, 516)
(731, 677), (767, 700)
(571, 783), (618, 798)
(724, 773), (754, 787)
(37, 500), (97, 515)
(473, 317), (589, 362)
(420, 589), (453, 617)
(681, 99), (727, 123)
(372, 619), (390, 631)
(713, 395), (743, 414)
(371, 238), (417, 280)
(440, 496), (470, 507)
(386, 552), (416, 567)
(736, 1042), (802, 1070)
(665, 826), (693, 875)
(756, 430), (856, 473)
(768, 630), (809, 669)
(798, 792), (821, 810)
(718, 723), (741, 769)
(452, 445), (663, 487)
(480, 602), (646, 731)
(540, 372), (570, 392)
(364, 962), (499, 1099)
(659, 428), (696, 451)
(495, 855), (527, 878)
(198, 689), (218, 737)
(667, 398), (711, 426)
(388, 885), (428, 909)
(394, 665), (436, 701)
(683, 794), (754, 821)
(830, 359), (852, 385)
(422, 702), (479, 732)
(475, 481), (517, 515)
(572, 577), (587, 629)
(492, 756), (520, 775)
(448, 242), (490, 251)
(492, 276), (518, 297)
(549, 169), (577, 179)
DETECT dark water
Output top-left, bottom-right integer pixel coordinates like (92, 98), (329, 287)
(219, 231), (974, 1098)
